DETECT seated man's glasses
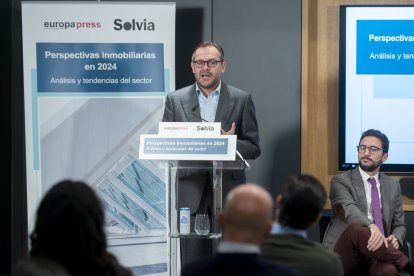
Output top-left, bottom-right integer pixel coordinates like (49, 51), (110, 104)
(356, 145), (383, 154)
(192, 59), (223, 68)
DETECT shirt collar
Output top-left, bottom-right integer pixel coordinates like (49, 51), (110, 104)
(358, 166), (379, 183)
(271, 223), (307, 238)
(217, 241), (261, 254)
(195, 81), (221, 97)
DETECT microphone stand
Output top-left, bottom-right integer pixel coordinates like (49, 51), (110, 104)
(191, 106), (250, 169)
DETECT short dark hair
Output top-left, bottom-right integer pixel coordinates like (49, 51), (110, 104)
(359, 129), (389, 153)
(191, 41), (224, 61)
(278, 175), (326, 230)
(30, 180), (123, 276)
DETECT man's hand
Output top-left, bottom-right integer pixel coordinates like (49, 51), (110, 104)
(367, 224), (387, 251)
(222, 122), (236, 135)
(386, 235), (400, 249)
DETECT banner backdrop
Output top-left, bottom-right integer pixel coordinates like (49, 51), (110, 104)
(21, 2), (175, 274)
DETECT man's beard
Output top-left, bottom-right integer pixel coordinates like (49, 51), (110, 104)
(359, 157), (382, 172)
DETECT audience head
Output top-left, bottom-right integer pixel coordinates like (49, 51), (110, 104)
(220, 183), (273, 245)
(13, 257), (71, 276)
(277, 174), (326, 230)
(30, 180), (122, 276)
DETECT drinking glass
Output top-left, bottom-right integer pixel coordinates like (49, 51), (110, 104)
(194, 214), (210, 235)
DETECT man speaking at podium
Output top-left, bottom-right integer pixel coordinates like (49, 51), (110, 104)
(162, 41), (260, 263)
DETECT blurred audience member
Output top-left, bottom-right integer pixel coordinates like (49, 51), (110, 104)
(181, 183), (299, 276)
(13, 257), (70, 276)
(29, 180), (132, 276)
(262, 174), (343, 276)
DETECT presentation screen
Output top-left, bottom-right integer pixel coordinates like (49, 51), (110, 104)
(339, 5), (414, 172)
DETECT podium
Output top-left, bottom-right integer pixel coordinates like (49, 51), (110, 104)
(139, 122), (248, 276)
(166, 160), (247, 276)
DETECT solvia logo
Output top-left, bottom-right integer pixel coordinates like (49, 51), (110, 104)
(113, 18), (155, 31)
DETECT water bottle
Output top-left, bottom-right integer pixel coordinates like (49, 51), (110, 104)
(180, 207), (190, 234)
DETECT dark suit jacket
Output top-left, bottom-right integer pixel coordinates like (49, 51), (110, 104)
(323, 167), (406, 250)
(162, 83), (260, 159)
(262, 234), (343, 276)
(180, 253), (300, 276)
(162, 82), (260, 212)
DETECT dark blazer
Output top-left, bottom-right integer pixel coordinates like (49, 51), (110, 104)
(162, 82), (260, 159)
(262, 234), (343, 276)
(323, 167), (406, 249)
(162, 82), (260, 211)
(180, 253), (300, 276)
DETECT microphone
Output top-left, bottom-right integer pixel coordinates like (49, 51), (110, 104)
(191, 105), (250, 168)
(191, 105), (208, 122)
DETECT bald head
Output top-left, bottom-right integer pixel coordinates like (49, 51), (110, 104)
(220, 183), (273, 245)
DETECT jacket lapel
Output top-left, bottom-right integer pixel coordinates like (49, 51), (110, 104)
(352, 167), (369, 215)
(378, 172), (390, 234)
(215, 83), (235, 129)
(181, 84), (201, 122)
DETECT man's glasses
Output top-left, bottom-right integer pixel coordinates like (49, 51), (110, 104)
(192, 59), (223, 68)
(356, 145), (383, 154)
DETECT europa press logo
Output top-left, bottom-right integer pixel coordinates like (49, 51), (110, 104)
(43, 20), (102, 30)
(113, 18), (155, 31)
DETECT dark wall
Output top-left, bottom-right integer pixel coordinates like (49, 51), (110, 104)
(8, 0), (28, 274)
(1, 0), (12, 274)
(212, 0), (302, 197)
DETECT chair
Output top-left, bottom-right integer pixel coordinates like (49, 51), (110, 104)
(400, 177), (414, 197)
(402, 240), (412, 261)
(401, 239), (412, 276)
(398, 177), (413, 275)
(319, 211), (332, 243)
(399, 177), (414, 261)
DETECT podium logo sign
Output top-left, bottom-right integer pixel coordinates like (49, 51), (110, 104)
(158, 122), (221, 136)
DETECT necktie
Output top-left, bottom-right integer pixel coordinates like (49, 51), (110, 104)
(368, 177), (384, 235)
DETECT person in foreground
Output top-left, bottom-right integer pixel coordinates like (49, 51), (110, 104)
(261, 174), (343, 276)
(29, 180), (132, 276)
(162, 41), (260, 262)
(323, 129), (414, 275)
(180, 183), (299, 276)
(13, 257), (71, 276)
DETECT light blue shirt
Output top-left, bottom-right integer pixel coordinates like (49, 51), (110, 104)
(217, 241), (261, 254)
(271, 223), (307, 238)
(196, 82), (221, 122)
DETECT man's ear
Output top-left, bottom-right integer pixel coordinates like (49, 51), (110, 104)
(276, 194), (283, 209)
(263, 221), (272, 240)
(381, 152), (389, 163)
(312, 213), (322, 225)
(219, 212), (225, 230)
(220, 60), (227, 73)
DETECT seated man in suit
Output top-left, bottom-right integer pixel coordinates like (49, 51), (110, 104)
(180, 183), (299, 276)
(323, 129), (414, 275)
(261, 174), (343, 276)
